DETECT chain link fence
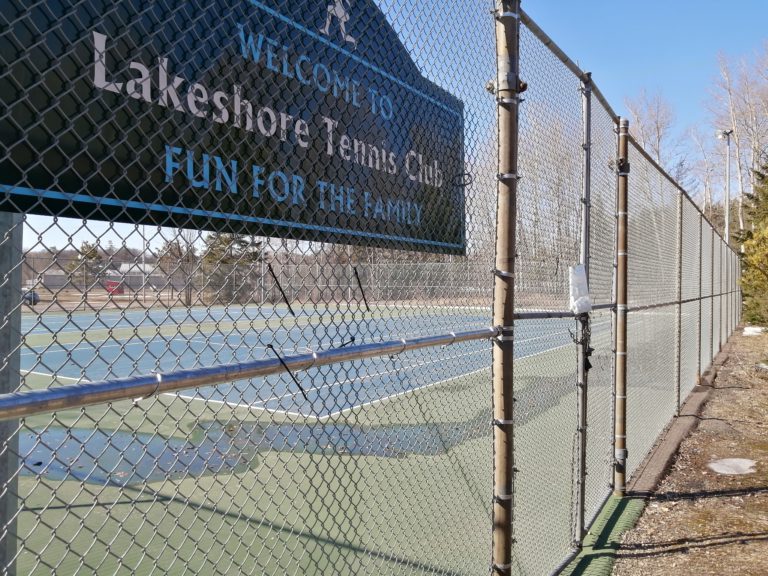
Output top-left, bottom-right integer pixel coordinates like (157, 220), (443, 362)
(0, 2), (741, 575)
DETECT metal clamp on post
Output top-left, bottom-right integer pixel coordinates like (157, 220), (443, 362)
(441, 332), (457, 349)
(493, 493), (513, 503)
(135, 372), (163, 403)
(617, 157), (631, 176)
(492, 268), (515, 280)
(497, 172), (518, 182)
(494, 6), (519, 21)
(497, 95), (524, 105)
(495, 325), (514, 343)
(614, 448), (628, 464)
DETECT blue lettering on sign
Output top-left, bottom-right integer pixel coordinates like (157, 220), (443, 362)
(165, 146), (238, 195)
(237, 24), (364, 112)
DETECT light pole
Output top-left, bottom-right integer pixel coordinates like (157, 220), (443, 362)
(716, 129), (733, 244)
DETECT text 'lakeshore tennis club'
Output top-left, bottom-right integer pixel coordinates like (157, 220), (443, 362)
(93, 30), (445, 192)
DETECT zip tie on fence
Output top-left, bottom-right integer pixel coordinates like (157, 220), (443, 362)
(266, 344), (309, 403)
(352, 266), (370, 313)
(267, 263), (296, 317)
(337, 336), (355, 348)
(441, 332), (457, 349)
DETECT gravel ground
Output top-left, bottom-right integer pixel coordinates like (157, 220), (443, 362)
(613, 328), (768, 576)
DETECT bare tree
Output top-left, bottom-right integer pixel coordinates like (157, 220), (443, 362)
(159, 229), (200, 306)
(624, 89), (691, 186)
(690, 128), (717, 218)
(715, 55), (746, 238)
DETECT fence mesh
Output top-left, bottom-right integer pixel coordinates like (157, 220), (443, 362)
(1, 1), (499, 574)
(0, 3), (742, 575)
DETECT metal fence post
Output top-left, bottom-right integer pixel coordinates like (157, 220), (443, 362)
(719, 241), (723, 351)
(613, 118), (629, 496)
(0, 212), (21, 576)
(697, 214), (702, 381)
(491, 1), (521, 573)
(710, 229), (715, 361)
(724, 250), (728, 337)
(674, 193), (682, 414)
(575, 72), (592, 544)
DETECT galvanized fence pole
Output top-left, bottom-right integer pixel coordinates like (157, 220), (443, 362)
(697, 214), (702, 381)
(675, 193), (683, 414)
(724, 246), (727, 338)
(710, 228), (715, 361)
(717, 240), (728, 350)
(0, 212), (22, 576)
(491, 0), (521, 572)
(574, 72), (592, 544)
(613, 119), (629, 496)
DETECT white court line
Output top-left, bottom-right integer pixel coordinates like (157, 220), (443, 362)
(255, 344), (490, 407)
(159, 345), (492, 420)
(164, 393), (311, 420)
(20, 370), (88, 383)
(319, 341), (574, 420)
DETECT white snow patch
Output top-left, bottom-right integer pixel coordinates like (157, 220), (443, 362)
(708, 458), (757, 475)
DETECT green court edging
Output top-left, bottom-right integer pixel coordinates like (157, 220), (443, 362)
(560, 496), (646, 576)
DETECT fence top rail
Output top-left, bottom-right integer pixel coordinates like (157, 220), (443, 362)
(519, 9), (618, 122)
(0, 327), (499, 422)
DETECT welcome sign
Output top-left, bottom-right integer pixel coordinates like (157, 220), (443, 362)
(0, 0), (466, 253)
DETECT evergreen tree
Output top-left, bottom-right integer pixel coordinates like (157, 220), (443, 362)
(201, 233), (263, 304)
(737, 166), (768, 323)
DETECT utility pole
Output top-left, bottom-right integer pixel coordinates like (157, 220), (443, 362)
(716, 129), (733, 244)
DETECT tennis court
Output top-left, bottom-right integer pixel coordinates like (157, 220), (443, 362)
(15, 305), (610, 575)
(20, 305), (598, 419)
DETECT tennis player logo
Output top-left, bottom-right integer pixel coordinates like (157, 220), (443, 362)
(319, 0), (357, 48)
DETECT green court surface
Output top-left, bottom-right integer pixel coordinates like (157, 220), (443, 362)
(15, 340), (583, 575)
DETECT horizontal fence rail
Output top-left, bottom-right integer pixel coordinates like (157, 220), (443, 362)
(0, 327), (499, 422)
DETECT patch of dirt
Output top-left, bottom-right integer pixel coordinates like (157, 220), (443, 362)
(613, 329), (768, 576)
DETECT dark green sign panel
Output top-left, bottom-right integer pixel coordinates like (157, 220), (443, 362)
(0, 0), (466, 253)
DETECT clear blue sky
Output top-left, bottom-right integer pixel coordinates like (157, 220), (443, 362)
(523, 0), (768, 138)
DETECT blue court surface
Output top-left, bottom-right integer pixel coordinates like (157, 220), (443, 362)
(20, 305), (607, 419)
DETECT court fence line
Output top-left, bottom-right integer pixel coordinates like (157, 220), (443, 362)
(0, 2), (742, 576)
